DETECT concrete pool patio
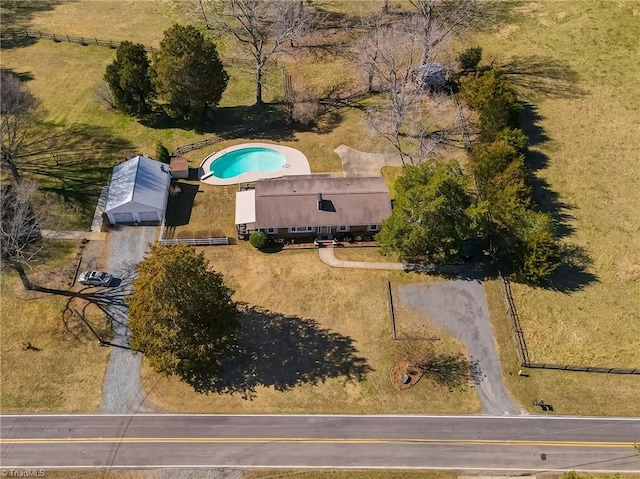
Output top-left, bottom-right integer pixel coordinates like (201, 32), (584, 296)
(199, 142), (311, 186)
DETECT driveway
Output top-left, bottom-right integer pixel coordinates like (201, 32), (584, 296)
(100, 225), (158, 413)
(334, 144), (402, 177)
(397, 280), (523, 415)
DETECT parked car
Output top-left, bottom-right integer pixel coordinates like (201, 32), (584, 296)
(78, 271), (113, 287)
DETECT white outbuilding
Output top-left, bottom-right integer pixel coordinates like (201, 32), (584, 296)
(105, 155), (171, 225)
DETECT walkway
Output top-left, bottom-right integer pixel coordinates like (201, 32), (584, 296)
(334, 144), (402, 178)
(318, 247), (405, 270)
(41, 230), (106, 240)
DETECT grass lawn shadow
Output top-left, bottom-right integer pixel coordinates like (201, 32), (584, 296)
(181, 305), (373, 399)
(165, 182), (199, 228)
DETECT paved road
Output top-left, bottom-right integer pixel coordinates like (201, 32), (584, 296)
(1, 415), (638, 472)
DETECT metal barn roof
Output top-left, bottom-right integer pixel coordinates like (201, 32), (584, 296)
(105, 155), (171, 211)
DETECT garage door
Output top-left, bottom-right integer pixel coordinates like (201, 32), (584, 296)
(112, 212), (134, 223)
(138, 211), (159, 222)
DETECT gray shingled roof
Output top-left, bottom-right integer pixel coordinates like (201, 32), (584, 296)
(254, 177), (391, 228)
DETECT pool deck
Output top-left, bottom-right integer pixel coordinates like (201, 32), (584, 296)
(199, 142), (311, 186)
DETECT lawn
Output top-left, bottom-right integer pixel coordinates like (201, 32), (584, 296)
(473, 1), (640, 382)
(142, 242), (481, 414)
(0, 241), (111, 412)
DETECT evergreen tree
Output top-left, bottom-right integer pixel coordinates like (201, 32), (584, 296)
(128, 244), (239, 377)
(377, 161), (482, 264)
(152, 24), (228, 119)
(104, 41), (154, 116)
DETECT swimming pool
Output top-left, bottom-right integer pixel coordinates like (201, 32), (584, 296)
(209, 147), (286, 179)
(199, 143), (311, 186)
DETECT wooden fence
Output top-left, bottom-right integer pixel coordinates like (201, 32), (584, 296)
(2, 28), (158, 52)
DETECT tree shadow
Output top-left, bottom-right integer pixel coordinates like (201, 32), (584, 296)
(0, 1), (63, 50)
(165, 182), (199, 228)
(535, 243), (598, 293)
(500, 55), (586, 100)
(422, 354), (484, 391)
(18, 123), (133, 218)
(180, 305), (373, 399)
(0, 67), (35, 83)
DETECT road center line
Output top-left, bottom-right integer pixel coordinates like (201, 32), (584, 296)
(0, 437), (633, 447)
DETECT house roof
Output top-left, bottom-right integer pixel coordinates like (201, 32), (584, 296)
(105, 155), (171, 212)
(252, 177), (391, 228)
(235, 189), (256, 225)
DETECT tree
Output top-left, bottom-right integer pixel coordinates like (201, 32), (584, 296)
(458, 46), (482, 71)
(104, 41), (155, 116)
(155, 143), (171, 164)
(152, 24), (228, 119)
(409, 0), (494, 65)
(128, 244), (239, 377)
(0, 180), (43, 290)
(204, 0), (313, 105)
(0, 70), (39, 183)
(377, 161), (481, 264)
(459, 68), (522, 142)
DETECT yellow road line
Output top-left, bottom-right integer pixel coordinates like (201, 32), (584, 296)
(0, 437), (634, 447)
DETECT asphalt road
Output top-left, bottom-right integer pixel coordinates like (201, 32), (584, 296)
(1, 415), (638, 472)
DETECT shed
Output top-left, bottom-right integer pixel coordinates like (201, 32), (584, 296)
(169, 156), (189, 179)
(413, 62), (448, 91)
(105, 155), (171, 225)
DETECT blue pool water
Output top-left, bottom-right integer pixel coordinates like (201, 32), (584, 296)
(209, 147), (286, 179)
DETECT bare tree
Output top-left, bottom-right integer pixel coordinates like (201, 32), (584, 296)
(1, 70), (40, 183)
(0, 180), (43, 290)
(364, 18), (437, 165)
(203, 0), (314, 105)
(346, 8), (389, 94)
(409, 0), (498, 66)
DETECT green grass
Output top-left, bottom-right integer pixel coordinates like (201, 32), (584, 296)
(473, 1), (640, 370)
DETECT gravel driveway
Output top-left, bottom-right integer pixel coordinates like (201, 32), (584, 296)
(397, 280), (523, 416)
(100, 226), (158, 413)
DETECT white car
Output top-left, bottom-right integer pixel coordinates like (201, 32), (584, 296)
(78, 271), (113, 287)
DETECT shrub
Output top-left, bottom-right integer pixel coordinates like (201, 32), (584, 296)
(156, 143), (171, 164)
(249, 231), (268, 250)
(458, 46), (482, 71)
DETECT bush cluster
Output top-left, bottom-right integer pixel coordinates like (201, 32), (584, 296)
(461, 69), (559, 282)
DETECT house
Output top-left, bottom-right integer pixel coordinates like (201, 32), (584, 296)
(104, 155), (171, 225)
(413, 62), (448, 93)
(235, 176), (392, 240)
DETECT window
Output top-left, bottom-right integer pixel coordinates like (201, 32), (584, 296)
(337, 225), (350, 232)
(266, 227), (277, 234)
(289, 226), (314, 233)
(367, 224), (380, 232)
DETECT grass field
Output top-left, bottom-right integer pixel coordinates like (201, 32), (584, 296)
(474, 2), (640, 368)
(142, 243), (481, 414)
(0, 242), (111, 412)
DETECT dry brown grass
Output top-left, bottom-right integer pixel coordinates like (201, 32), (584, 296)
(483, 279), (640, 417)
(244, 471), (459, 479)
(0, 243), (110, 413)
(475, 1), (640, 368)
(142, 242), (480, 414)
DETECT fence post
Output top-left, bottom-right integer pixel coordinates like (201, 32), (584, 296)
(387, 281), (397, 339)
(67, 34), (70, 42)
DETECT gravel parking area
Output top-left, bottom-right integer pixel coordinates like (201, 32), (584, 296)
(100, 225), (159, 413)
(397, 280), (523, 416)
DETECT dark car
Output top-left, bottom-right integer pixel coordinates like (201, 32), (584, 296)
(78, 271), (113, 287)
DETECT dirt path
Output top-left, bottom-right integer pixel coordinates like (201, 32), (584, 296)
(397, 280), (523, 416)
